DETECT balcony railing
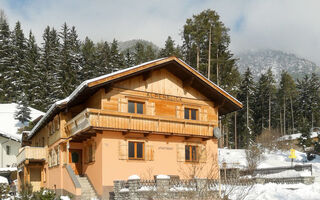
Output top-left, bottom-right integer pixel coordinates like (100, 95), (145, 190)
(65, 108), (216, 138)
(17, 146), (47, 165)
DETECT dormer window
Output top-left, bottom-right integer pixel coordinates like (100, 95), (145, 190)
(128, 101), (144, 114)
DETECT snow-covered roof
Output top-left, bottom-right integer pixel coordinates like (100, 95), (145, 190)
(0, 103), (44, 142)
(28, 57), (242, 139)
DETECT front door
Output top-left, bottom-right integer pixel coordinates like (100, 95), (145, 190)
(69, 149), (82, 175)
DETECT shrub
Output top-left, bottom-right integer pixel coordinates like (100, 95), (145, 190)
(0, 183), (10, 199)
(245, 145), (264, 174)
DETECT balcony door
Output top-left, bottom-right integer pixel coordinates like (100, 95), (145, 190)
(69, 149), (82, 175)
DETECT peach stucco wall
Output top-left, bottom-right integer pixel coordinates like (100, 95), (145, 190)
(100, 131), (219, 187)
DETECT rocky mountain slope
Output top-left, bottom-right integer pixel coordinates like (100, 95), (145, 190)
(236, 49), (320, 81)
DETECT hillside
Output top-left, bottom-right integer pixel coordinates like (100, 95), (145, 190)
(236, 49), (320, 81)
(118, 39), (159, 53)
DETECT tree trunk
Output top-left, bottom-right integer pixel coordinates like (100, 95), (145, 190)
(235, 112), (237, 149)
(283, 98), (286, 135)
(269, 95), (271, 131)
(246, 92), (249, 129)
(280, 110), (283, 135)
(196, 46), (200, 71)
(216, 48), (219, 85)
(208, 26), (211, 80)
(290, 96), (294, 134)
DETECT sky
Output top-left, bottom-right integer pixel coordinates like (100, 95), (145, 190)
(1, 0), (320, 64)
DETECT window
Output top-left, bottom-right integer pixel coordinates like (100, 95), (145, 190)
(128, 101), (144, 114)
(6, 145), (10, 155)
(185, 145), (198, 162)
(88, 144), (93, 162)
(128, 141), (144, 160)
(184, 108), (197, 120)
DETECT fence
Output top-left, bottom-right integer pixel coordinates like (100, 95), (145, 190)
(113, 176), (222, 200)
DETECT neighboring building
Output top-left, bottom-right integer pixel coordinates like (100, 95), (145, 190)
(0, 103), (44, 168)
(17, 57), (242, 199)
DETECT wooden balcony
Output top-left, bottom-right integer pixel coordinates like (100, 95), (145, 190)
(17, 146), (46, 166)
(65, 108), (216, 138)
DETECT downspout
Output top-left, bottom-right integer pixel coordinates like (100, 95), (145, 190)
(1, 139), (10, 168)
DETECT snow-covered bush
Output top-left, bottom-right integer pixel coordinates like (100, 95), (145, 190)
(245, 145), (264, 173)
(0, 183), (10, 199)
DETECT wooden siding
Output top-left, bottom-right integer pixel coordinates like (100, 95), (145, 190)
(65, 108), (216, 137)
(17, 146), (46, 165)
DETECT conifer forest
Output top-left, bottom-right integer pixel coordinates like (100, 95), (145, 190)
(1, 9), (319, 149)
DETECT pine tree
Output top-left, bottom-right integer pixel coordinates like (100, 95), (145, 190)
(0, 18), (13, 102)
(96, 41), (111, 75)
(15, 93), (31, 126)
(123, 49), (135, 67)
(237, 68), (255, 147)
(159, 36), (181, 58)
(182, 9), (236, 85)
(80, 37), (97, 81)
(25, 31), (42, 109)
(299, 117), (312, 150)
(109, 39), (124, 71)
(11, 21), (27, 99)
(38, 26), (62, 110)
(253, 68), (276, 135)
(133, 41), (145, 65)
(58, 23), (79, 97)
(278, 71), (297, 135)
(69, 26), (82, 86)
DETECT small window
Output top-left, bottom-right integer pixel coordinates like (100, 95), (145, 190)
(185, 145), (198, 162)
(128, 141), (144, 160)
(184, 108), (198, 120)
(128, 101), (144, 114)
(88, 144), (93, 162)
(6, 145), (10, 155)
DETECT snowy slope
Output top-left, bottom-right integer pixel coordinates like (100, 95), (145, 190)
(219, 148), (320, 200)
(0, 103), (44, 141)
(236, 49), (320, 81)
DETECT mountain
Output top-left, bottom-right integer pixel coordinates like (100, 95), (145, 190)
(236, 49), (320, 81)
(118, 39), (159, 53)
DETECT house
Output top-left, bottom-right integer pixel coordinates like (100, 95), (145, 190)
(17, 57), (242, 199)
(0, 103), (43, 182)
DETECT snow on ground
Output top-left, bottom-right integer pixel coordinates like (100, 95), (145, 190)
(0, 103), (44, 141)
(219, 148), (320, 199)
(219, 148), (320, 169)
(242, 183), (320, 200)
(0, 176), (8, 184)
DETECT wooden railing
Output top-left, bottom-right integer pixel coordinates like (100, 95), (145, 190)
(17, 146), (46, 165)
(65, 108), (216, 137)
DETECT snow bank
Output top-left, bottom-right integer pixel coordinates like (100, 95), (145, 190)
(279, 132), (319, 141)
(128, 175), (140, 180)
(0, 176), (8, 184)
(156, 175), (170, 179)
(240, 183), (320, 200)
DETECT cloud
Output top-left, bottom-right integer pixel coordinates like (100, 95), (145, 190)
(1, 0), (320, 64)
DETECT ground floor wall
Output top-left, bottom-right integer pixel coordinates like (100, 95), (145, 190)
(98, 131), (219, 199)
(19, 131), (219, 200)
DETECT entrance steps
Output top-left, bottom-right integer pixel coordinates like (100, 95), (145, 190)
(76, 175), (99, 200)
